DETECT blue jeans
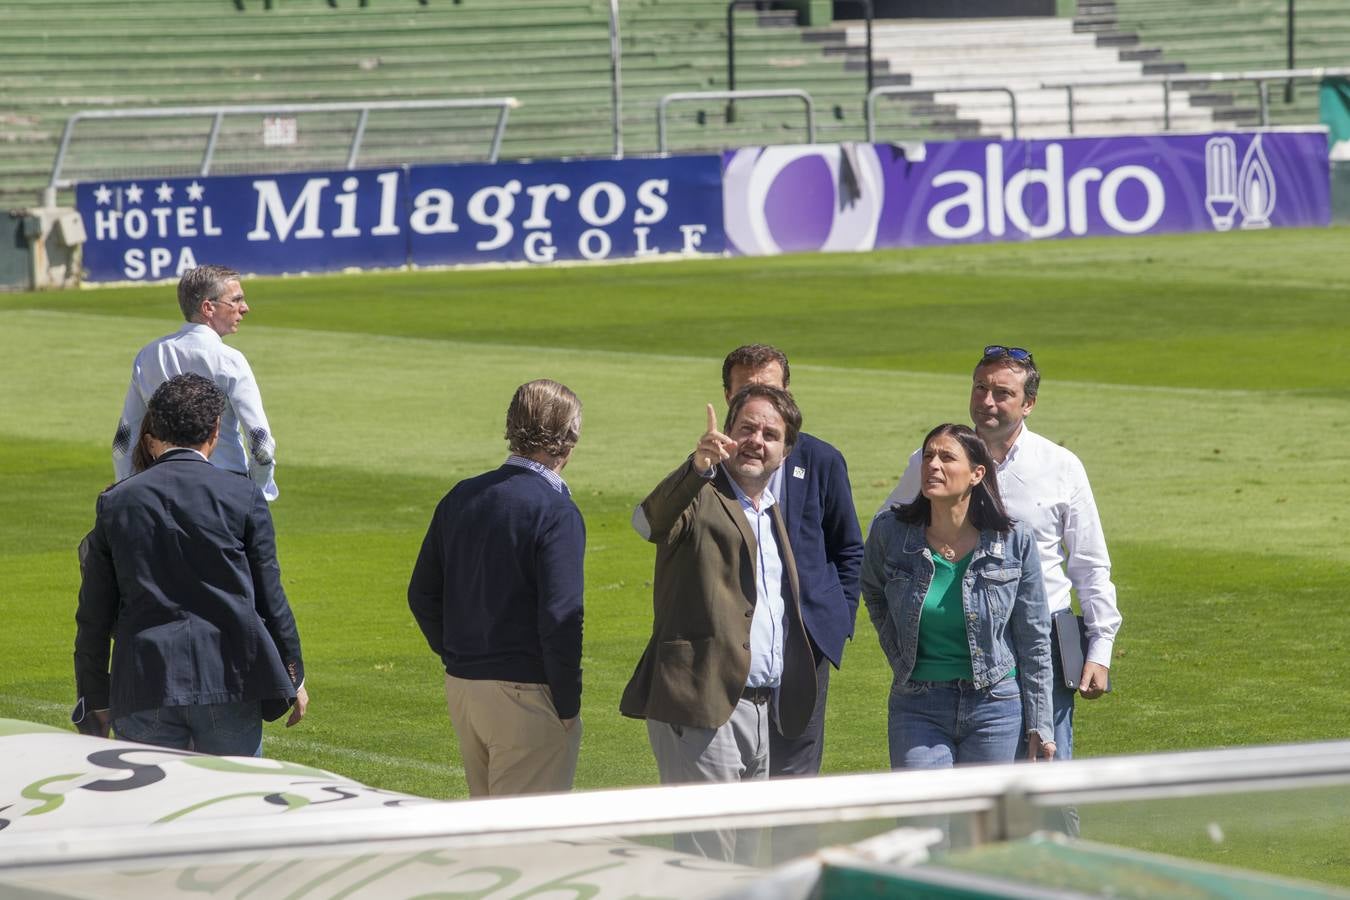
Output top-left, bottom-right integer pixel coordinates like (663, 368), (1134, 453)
(888, 677), (1022, 769)
(115, 701), (263, 757)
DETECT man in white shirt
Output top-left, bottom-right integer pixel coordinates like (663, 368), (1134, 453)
(877, 346), (1120, 770)
(112, 265), (278, 500)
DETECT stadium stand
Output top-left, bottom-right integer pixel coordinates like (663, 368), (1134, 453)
(0, 0), (919, 209)
(828, 16), (1218, 138)
(2, 0), (1340, 210)
(1079, 0), (1350, 126)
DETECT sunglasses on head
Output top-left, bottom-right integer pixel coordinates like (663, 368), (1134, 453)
(982, 345), (1034, 365)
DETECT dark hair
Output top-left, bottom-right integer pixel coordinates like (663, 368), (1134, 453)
(895, 423), (1012, 533)
(178, 264), (241, 321)
(131, 413), (156, 473)
(722, 344), (791, 392)
(505, 379), (582, 459)
(724, 383), (801, 450)
(974, 351), (1040, 401)
(147, 374), (226, 448)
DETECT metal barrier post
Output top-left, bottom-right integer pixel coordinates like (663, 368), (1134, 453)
(1285, 0), (1296, 102)
(836, 0), (875, 96)
(1064, 85), (1075, 134)
(346, 109), (370, 169)
(1259, 79), (1271, 126)
(608, 0), (623, 158)
(202, 111), (225, 175)
(1162, 77), (1172, 130)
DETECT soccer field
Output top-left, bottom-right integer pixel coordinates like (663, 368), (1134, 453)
(2, 228), (1348, 875)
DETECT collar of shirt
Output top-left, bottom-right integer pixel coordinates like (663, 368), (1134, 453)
(159, 447), (211, 463)
(180, 322), (223, 343)
(505, 455), (569, 495)
(726, 471), (776, 514)
(998, 422), (1029, 471)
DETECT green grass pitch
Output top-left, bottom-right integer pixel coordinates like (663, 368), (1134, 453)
(1, 227), (1347, 882)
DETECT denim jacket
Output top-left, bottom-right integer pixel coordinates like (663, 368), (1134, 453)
(861, 514), (1054, 741)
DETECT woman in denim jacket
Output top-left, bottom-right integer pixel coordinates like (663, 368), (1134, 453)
(863, 423), (1055, 769)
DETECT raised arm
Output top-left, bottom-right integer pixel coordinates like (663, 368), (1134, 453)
(635, 404), (735, 544)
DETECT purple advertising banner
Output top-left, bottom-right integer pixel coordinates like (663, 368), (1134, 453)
(722, 130), (1330, 255)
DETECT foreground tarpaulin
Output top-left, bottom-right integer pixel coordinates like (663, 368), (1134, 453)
(722, 129), (1331, 255)
(0, 719), (754, 899)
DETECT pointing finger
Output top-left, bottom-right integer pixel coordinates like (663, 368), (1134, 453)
(706, 403), (718, 435)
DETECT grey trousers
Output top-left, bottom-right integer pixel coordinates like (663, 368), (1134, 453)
(647, 697), (771, 865)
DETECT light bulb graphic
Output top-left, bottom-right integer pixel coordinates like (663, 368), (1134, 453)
(1204, 137), (1238, 232)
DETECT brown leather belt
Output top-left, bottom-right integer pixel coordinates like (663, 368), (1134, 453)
(741, 686), (774, 704)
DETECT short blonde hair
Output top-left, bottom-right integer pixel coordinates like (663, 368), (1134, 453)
(505, 379), (581, 459)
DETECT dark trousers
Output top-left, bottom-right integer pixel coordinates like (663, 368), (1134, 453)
(769, 652), (831, 776)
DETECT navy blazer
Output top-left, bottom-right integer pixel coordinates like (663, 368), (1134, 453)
(74, 449), (304, 721)
(781, 432), (864, 668)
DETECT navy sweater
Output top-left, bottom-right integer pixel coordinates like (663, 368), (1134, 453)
(408, 464), (585, 719)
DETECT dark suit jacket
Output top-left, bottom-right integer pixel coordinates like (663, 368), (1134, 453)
(620, 459), (816, 736)
(782, 433), (864, 668)
(74, 448), (304, 721)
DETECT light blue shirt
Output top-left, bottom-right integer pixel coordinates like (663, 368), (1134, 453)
(729, 476), (785, 689)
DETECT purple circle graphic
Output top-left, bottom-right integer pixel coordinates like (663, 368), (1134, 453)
(763, 155), (835, 252)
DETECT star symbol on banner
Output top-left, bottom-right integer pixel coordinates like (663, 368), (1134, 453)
(186, 181), (205, 202)
(94, 185), (112, 205)
(125, 183), (144, 204)
(155, 182), (174, 203)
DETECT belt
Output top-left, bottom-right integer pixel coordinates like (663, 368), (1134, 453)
(741, 686), (774, 704)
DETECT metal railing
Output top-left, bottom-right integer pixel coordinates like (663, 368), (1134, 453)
(867, 84), (1019, 141)
(726, 1), (873, 123)
(46, 97), (518, 206)
(2, 740), (1349, 873)
(870, 67), (1348, 141)
(657, 89), (815, 154)
(1036, 77), (1174, 135)
(1163, 66), (1350, 128)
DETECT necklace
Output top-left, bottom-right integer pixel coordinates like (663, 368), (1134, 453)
(938, 544), (957, 561)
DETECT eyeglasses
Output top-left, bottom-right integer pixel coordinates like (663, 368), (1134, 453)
(982, 345), (1034, 365)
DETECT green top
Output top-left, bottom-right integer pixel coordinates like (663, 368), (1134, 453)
(911, 549), (975, 682)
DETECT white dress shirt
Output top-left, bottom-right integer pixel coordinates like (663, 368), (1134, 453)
(878, 425), (1120, 667)
(113, 323), (278, 500)
(728, 477), (786, 689)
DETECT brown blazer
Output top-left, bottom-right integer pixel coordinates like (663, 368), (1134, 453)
(619, 459), (817, 736)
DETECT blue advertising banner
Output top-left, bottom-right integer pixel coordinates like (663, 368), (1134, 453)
(408, 156), (725, 266)
(76, 156), (725, 282)
(78, 168), (409, 282)
(722, 130), (1331, 255)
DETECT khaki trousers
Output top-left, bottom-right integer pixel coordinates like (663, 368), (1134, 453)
(444, 674), (581, 797)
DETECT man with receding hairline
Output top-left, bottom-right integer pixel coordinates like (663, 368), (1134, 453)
(718, 345), (864, 782)
(622, 384), (817, 863)
(113, 264), (278, 500)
